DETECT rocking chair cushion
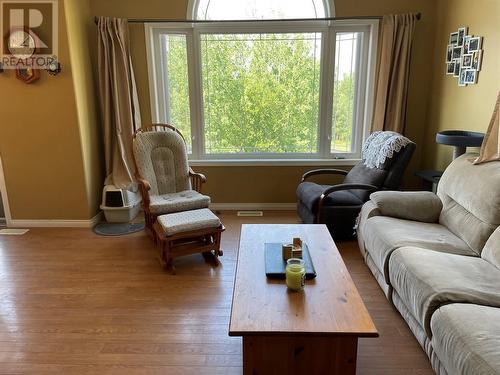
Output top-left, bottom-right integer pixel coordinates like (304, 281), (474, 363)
(157, 208), (221, 236)
(149, 190), (211, 215)
(133, 130), (192, 196)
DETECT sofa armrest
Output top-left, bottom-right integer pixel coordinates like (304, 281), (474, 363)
(370, 191), (443, 223)
(356, 201), (382, 258)
(357, 201), (382, 230)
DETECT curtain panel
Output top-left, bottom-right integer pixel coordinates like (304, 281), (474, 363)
(97, 17), (141, 191)
(372, 13), (418, 134)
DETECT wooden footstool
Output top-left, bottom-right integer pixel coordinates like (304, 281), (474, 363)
(153, 208), (224, 273)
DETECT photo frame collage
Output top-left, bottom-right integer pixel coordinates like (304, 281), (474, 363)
(446, 26), (483, 86)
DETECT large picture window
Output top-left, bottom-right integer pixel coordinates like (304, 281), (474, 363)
(201, 32), (321, 155)
(146, 1), (378, 163)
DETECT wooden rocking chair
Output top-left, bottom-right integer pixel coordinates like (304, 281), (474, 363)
(132, 124), (209, 233)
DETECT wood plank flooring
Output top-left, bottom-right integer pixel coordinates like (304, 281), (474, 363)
(0, 211), (433, 374)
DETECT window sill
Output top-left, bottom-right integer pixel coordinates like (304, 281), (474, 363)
(188, 159), (361, 167)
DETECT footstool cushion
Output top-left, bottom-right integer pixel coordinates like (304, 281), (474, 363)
(157, 208), (221, 236)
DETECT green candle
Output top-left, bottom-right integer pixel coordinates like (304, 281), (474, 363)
(286, 258), (306, 291)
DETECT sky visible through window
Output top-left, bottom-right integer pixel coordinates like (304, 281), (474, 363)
(197, 0), (326, 20)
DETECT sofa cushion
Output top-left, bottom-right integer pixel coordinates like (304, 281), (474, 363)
(437, 154), (500, 254)
(149, 190), (210, 215)
(431, 304), (500, 375)
(296, 182), (363, 211)
(389, 247), (500, 338)
(364, 216), (476, 283)
(481, 226), (500, 271)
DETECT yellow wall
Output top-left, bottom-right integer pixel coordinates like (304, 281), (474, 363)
(64, 0), (104, 218)
(89, 0), (437, 204)
(336, 0), (436, 189)
(5, 0), (494, 218)
(422, 0), (500, 171)
(0, 0), (94, 220)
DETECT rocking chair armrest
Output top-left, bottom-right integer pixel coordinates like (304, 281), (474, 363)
(316, 183), (378, 223)
(136, 177), (152, 207)
(137, 178), (151, 192)
(189, 168), (207, 183)
(189, 168), (207, 193)
(301, 169), (349, 182)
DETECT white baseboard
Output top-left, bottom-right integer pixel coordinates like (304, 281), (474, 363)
(6, 204), (296, 227)
(8, 212), (103, 228)
(210, 203), (296, 211)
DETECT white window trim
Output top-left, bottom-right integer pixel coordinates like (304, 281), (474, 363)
(189, 158), (360, 167)
(144, 18), (378, 164)
(186, 0), (336, 20)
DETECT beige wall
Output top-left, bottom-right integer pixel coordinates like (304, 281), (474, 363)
(0, 0), (94, 220)
(422, 0), (500, 171)
(89, 0), (437, 204)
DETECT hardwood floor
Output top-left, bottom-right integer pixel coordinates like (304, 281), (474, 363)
(0, 212), (433, 374)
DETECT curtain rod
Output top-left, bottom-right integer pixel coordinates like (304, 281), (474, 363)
(94, 13), (421, 25)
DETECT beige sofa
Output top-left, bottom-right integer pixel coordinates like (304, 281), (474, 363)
(357, 154), (500, 375)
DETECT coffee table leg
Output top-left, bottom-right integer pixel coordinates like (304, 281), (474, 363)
(242, 335), (357, 375)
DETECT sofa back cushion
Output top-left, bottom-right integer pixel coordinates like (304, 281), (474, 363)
(437, 154), (500, 254)
(482, 227), (500, 270)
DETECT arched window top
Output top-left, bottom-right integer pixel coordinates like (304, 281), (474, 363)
(189, 0), (334, 20)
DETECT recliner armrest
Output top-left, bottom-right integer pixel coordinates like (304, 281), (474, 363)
(301, 168), (348, 182)
(370, 191), (442, 223)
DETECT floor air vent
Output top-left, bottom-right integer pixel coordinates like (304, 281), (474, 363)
(237, 211), (264, 217)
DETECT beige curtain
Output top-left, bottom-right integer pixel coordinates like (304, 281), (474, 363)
(97, 17), (141, 191)
(372, 14), (418, 134)
(474, 92), (500, 165)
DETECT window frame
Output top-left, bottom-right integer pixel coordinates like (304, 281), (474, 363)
(145, 18), (379, 165)
(186, 0), (337, 20)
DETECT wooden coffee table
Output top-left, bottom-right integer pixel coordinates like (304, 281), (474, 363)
(229, 224), (378, 374)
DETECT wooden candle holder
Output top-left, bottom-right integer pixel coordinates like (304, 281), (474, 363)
(282, 238), (303, 260)
(282, 244), (293, 260)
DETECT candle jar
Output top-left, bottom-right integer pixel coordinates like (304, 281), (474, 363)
(286, 258), (306, 292)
